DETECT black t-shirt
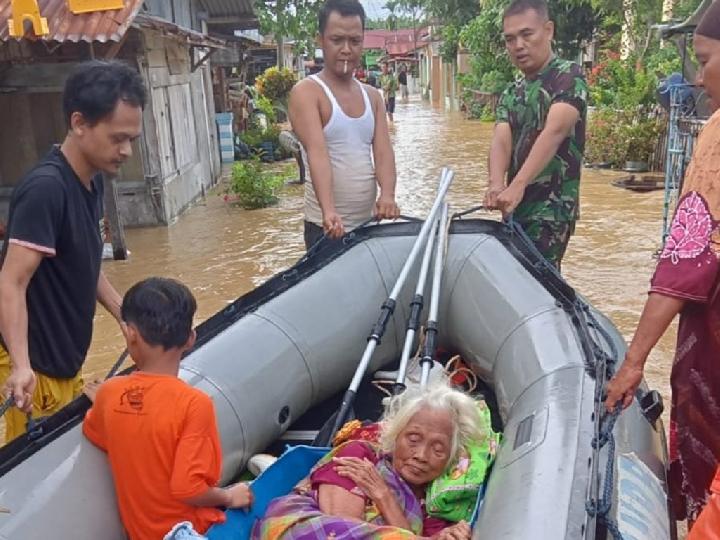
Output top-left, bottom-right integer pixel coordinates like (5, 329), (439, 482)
(2, 147), (104, 378)
(398, 71), (407, 85)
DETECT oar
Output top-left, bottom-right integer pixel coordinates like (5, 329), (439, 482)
(420, 203), (451, 388)
(392, 208), (442, 395)
(314, 168), (455, 446)
(105, 349), (129, 380)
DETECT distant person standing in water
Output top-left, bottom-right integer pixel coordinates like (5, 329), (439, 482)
(398, 64), (409, 101)
(379, 63), (399, 122)
(484, 0), (587, 271)
(289, 0), (400, 250)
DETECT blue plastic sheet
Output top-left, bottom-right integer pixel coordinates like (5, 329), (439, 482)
(207, 445), (329, 540)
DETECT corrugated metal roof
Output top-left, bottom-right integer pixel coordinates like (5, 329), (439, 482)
(197, 0), (254, 18)
(133, 13), (227, 48)
(0, 0), (144, 43)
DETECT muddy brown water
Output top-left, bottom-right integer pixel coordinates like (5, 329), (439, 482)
(7, 95), (682, 532)
(88, 99), (676, 411)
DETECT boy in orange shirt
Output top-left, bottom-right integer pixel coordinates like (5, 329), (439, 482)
(83, 277), (252, 540)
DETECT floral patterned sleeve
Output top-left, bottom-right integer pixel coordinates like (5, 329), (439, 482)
(650, 191), (720, 303)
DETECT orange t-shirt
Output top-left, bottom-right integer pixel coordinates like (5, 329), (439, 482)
(83, 372), (226, 540)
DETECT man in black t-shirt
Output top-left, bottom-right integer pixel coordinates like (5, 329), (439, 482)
(0, 61), (146, 442)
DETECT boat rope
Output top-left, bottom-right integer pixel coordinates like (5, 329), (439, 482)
(586, 408), (624, 540)
(501, 214), (626, 540)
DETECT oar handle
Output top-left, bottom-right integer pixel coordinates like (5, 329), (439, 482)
(105, 349), (129, 380)
(324, 389), (357, 447)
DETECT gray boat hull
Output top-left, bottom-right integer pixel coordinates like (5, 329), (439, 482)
(0, 220), (672, 540)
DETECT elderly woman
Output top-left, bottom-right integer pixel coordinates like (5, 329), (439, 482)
(605, 2), (720, 525)
(252, 382), (487, 540)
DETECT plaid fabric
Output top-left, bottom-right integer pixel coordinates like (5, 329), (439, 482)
(251, 441), (423, 540)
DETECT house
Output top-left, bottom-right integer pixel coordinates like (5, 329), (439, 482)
(414, 26), (461, 111)
(0, 0), (256, 227)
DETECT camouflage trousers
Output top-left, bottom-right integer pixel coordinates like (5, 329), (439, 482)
(517, 219), (576, 271)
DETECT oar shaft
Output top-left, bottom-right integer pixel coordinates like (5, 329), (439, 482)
(321, 169), (455, 445)
(388, 169), (453, 300)
(394, 214), (441, 390)
(421, 203), (451, 388)
(428, 203), (450, 324)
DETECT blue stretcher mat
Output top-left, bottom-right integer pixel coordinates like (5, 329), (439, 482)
(207, 445), (329, 540)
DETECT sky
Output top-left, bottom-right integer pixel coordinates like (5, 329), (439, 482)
(361, 0), (391, 20)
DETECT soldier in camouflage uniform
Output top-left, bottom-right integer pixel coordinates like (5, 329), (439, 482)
(485, 0), (587, 270)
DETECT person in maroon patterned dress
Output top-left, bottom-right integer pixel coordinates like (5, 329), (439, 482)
(605, 2), (720, 524)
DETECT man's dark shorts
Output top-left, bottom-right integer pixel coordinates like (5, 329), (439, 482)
(386, 97), (396, 114)
(518, 219), (576, 270)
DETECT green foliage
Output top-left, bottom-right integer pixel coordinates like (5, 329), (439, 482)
(255, 66), (297, 104)
(254, 94), (277, 124)
(255, 0), (321, 55)
(588, 51), (658, 108)
(457, 5), (515, 94)
(550, 0), (600, 58)
(643, 44), (683, 78)
(439, 25), (460, 64)
(467, 102), (496, 121)
(586, 108), (662, 167)
(228, 159), (287, 209)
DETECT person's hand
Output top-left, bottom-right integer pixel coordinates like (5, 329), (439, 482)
(483, 184), (504, 209)
(226, 482), (254, 508)
(605, 356), (645, 412)
(83, 379), (103, 404)
(431, 520), (472, 540)
(375, 195), (400, 221)
(4, 365), (35, 412)
(323, 211), (345, 240)
(333, 457), (391, 504)
(495, 182), (526, 218)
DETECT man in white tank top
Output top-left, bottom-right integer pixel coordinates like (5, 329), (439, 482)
(289, 0), (400, 250)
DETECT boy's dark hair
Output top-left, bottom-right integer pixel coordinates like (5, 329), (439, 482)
(319, 0), (366, 35)
(503, 0), (549, 21)
(121, 278), (197, 351)
(63, 60), (146, 127)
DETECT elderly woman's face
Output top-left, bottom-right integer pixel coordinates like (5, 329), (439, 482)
(392, 407), (453, 487)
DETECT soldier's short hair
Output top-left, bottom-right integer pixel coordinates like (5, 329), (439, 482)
(503, 0), (549, 21)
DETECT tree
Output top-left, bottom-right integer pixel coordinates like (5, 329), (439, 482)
(255, 0), (322, 69)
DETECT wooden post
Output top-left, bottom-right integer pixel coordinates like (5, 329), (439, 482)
(103, 174), (128, 261)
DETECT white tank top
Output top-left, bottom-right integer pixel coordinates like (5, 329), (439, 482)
(302, 74), (377, 229)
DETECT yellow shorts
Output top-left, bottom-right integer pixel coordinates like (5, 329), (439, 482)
(0, 346), (83, 444)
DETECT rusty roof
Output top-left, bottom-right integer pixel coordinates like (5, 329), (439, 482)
(0, 0), (145, 43)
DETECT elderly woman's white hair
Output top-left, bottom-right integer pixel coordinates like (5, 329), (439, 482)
(379, 378), (487, 467)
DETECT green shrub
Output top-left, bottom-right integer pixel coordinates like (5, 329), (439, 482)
(255, 67), (296, 104)
(254, 94), (277, 124)
(585, 108), (662, 168)
(228, 159), (286, 209)
(467, 102), (495, 122)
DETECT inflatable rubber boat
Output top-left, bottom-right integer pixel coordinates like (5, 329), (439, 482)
(0, 215), (673, 540)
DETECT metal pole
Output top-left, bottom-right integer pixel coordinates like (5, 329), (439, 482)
(393, 212), (441, 393)
(322, 168), (454, 444)
(421, 203), (450, 388)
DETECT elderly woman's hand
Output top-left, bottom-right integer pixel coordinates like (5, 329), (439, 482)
(431, 520), (472, 540)
(333, 457), (392, 503)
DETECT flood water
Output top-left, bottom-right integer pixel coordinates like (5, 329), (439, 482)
(86, 97), (676, 416)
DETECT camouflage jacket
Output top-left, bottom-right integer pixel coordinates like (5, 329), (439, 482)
(496, 56), (588, 223)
